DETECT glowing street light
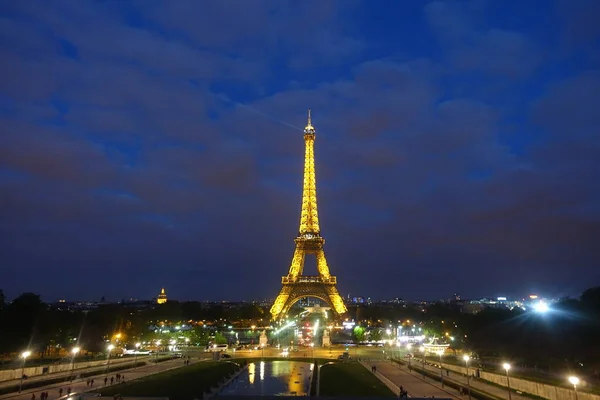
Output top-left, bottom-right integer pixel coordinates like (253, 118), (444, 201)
(503, 363), (512, 400)
(70, 347), (81, 382)
(105, 344), (115, 377)
(133, 342), (142, 367)
(569, 376), (580, 400)
(419, 346), (426, 376)
(18, 351), (32, 393)
(437, 350), (444, 387)
(463, 355), (471, 400)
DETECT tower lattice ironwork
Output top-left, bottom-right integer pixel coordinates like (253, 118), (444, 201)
(270, 110), (347, 320)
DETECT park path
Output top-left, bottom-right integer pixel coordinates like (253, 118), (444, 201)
(404, 358), (530, 400)
(367, 361), (460, 399)
(0, 357), (156, 391)
(0, 358), (197, 400)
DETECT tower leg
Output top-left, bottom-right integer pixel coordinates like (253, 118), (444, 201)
(287, 247), (306, 278)
(315, 249), (331, 279)
(271, 285), (291, 320)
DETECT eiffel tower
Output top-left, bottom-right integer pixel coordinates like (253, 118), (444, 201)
(270, 110), (347, 321)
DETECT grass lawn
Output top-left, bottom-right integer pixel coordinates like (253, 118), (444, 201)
(97, 361), (238, 400)
(319, 362), (395, 397)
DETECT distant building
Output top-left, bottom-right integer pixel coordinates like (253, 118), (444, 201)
(157, 288), (168, 304)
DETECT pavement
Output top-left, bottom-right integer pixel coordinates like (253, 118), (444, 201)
(401, 358), (530, 400)
(367, 361), (461, 399)
(0, 357), (155, 391)
(0, 358), (196, 400)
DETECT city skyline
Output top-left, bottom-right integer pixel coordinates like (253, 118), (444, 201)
(1, 1), (600, 301)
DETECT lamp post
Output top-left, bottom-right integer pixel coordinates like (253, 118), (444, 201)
(568, 376), (579, 400)
(419, 346), (426, 377)
(18, 350), (32, 393)
(503, 363), (512, 400)
(463, 355), (471, 400)
(133, 342), (141, 367)
(70, 347), (80, 382)
(437, 350), (444, 387)
(155, 340), (161, 363)
(316, 362), (336, 396)
(105, 344), (115, 377)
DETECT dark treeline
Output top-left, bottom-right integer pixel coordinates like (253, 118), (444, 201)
(349, 286), (600, 372)
(0, 291), (267, 356)
(0, 287), (599, 373)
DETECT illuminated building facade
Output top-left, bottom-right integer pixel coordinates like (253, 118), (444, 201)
(156, 288), (167, 304)
(270, 110), (347, 320)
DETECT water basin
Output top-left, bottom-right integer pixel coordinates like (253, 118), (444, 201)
(220, 361), (313, 396)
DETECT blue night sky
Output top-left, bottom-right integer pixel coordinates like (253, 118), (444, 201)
(1, 0), (599, 302)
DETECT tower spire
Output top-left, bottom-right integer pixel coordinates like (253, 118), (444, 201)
(304, 109), (315, 134)
(300, 110), (319, 234)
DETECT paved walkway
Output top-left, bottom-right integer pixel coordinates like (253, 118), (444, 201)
(407, 358), (530, 400)
(0, 358), (195, 400)
(0, 357), (158, 391)
(368, 361), (460, 399)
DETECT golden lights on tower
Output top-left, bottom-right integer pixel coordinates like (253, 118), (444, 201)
(270, 110), (347, 320)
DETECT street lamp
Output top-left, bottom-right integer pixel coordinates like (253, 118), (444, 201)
(70, 347), (81, 382)
(503, 363), (512, 400)
(463, 355), (471, 400)
(437, 350), (444, 387)
(133, 342), (141, 367)
(316, 362), (336, 396)
(419, 346), (426, 377)
(18, 350), (32, 393)
(568, 376), (580, 400)
(155, 340), (161, 363)
(105, 344), (115, 377)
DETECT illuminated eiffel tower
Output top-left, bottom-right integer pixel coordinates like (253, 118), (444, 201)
(270, 110), (347, 321)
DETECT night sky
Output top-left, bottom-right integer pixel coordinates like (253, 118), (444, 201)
(1, 1), (599, 303)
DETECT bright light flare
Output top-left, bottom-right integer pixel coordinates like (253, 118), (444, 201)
(463, 355), (470, 362)
(569, 376), (580, 386)
(71, 347), (80, 355)
(503, 363), (511, 371)
(533, 301), (550, 313)
(21, 351), (32, 359)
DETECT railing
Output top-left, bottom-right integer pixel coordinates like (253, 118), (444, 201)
(281, 276), (337, 284)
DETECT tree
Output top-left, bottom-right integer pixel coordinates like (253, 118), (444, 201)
(369, 328), (382, 342)
(214, 332), (228, 344)
(352, 326), (365, 343)
(0, 289), (5, 309)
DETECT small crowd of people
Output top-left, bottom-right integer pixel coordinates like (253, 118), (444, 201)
(30, 391), (52, 400)
(102, 373), (125, 386)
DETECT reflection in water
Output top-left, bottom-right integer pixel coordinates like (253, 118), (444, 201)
(260, 361), (265, 382)
(222, 361), (313, 396)
(248, 362), (255, 384)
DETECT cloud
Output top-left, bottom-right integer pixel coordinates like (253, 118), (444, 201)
(425, 1), (540, 78)
(0, 0), (598, 301)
